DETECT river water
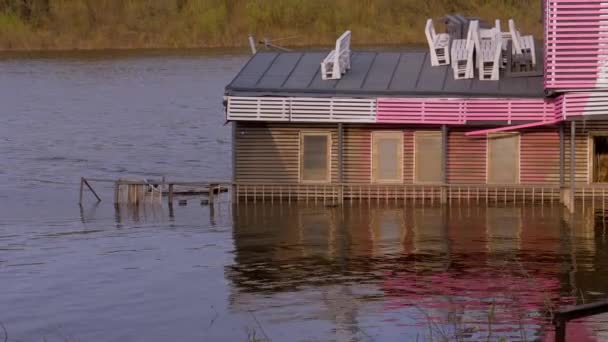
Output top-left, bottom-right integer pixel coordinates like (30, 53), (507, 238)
(1, 50), (608, 342)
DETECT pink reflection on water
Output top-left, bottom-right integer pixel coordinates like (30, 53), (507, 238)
(543, 321), (596, 342)
(380, 265), (592, 339)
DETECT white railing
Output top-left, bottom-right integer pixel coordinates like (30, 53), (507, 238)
(227, 96), (377, 123)
(226, 97), (290, 121)
(556, 93), (608, 119)
(227, 96), (557, 124)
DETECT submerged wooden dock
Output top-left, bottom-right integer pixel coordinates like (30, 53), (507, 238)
(79, 178), (230, 206)
(79, 177), (608, 213)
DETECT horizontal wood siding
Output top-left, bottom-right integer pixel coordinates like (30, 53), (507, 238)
(235, 122), (608, 187)
(520, 128), (560, 184)
(235, 122), (338, 183)
(235, 122), (299, 183)
(404, 131), (415, 184)
(447, 130), (487, 184)
(343, 126), (371, 183)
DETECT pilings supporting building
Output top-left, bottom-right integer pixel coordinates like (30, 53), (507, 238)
(224, 0), (608, 211)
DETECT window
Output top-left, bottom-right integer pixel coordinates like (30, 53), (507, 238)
(300, 132), (331, 182)
(487, 133), (520, 184)
(592, 135), (608, 183)
(415, 131), (442, 183)
(372, 132), (403, 183)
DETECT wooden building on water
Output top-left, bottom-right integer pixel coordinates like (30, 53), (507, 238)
(224, 0), (608, 211)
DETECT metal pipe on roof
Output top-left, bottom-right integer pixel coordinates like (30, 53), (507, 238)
(248, 35), (257, 55)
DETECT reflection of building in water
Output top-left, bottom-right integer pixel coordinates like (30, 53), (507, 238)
(485, 207), (522, 255)
(382, 205), (572, 339)
(369, 207), (407, 256)
(298, 207), (337, 258)
(228, 203), (608, 340)
(410, 207), (450, 271)
(447, 206), (487, 256)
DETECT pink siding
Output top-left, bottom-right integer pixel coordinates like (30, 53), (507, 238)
(376, 98), (555, 125)
(545, 0), (605, 89)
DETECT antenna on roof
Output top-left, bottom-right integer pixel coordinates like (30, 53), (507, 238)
(321, 30), (352, 80)
(261, 38), (292, 52)
(247, 34), (292, 54)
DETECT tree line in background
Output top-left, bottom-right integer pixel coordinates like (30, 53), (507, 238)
(0, 0), (541, 50)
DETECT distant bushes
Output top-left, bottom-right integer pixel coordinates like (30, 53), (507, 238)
(0, 0), (542, 50)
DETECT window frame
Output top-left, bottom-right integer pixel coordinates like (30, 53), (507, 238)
(299, 131), (332, 184)
(371, 131), (404, 184)
(486, 133), (521, 184)
(587, 132), (608, 184)
(413, 131), (443, 184)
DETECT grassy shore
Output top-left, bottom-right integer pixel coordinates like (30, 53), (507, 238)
(0, 0), (542, 51)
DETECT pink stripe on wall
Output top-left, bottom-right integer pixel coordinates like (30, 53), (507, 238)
(545, 0), (604, 89)
(376, 98), (554, 124)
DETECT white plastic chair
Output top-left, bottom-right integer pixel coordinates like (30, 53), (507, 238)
(321, 30), (352, 80)
(494, 19), (511, 68)
(478, 30), (503, 80)
(508, 19), (536, 66)
(425, 18), (451, 66)
(450, 20), (476, 79)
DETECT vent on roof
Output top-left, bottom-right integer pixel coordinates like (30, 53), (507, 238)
(320, 30), (352, 80)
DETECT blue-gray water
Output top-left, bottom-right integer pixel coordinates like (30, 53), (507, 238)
(1, 50), (608, 342)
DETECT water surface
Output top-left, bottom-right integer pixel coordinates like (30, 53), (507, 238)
(1, 50), (608, 341)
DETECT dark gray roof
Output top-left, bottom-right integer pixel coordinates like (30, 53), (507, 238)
(225, 50), (545, 98)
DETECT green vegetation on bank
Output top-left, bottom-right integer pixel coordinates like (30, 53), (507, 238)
(0, 0), (542, 51)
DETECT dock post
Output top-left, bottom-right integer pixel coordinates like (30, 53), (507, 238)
(209, 183), (216, 204)
(338, 123), (344, 205)
(114, 180), (120, 205)
(168, 184), (174, 205)
(441, 124), (448, 204)
(79, 177), (84, 205)
(568, 121), (576, 213)
(555, 319), (566, 342)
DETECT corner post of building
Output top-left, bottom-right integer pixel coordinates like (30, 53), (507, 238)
(337, 122), (344, 204)
(568, 121), (576, 213)
(231, 120), (237, 204)
(441, 124), (449, 204)
(559, 122), (565, 195)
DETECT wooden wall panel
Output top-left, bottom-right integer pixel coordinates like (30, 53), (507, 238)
(343, 126), (371, 183)
(404, 130), (415, 184)
(236, 123), (437, 185)
(447, 130), (487, 184)
(520, 128), (560, 184)
(235, 122), (600, 186)
(235, 122), (338, 183)
(342, 125), (419, 184)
